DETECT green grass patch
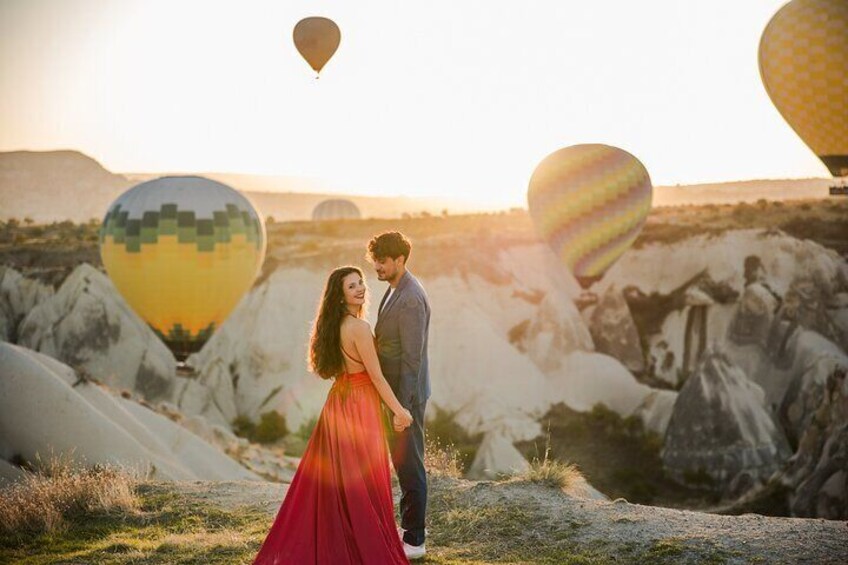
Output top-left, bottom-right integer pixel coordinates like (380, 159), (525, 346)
(426, 478), (609, 564)
(638, 537), (730, 565)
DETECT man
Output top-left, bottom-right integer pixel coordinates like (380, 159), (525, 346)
(368, 231), (430, 560)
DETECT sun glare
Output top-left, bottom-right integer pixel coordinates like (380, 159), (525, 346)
(0, 0), (831, 207)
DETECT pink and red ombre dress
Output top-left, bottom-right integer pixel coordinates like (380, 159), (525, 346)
(253, 371), (409, 565)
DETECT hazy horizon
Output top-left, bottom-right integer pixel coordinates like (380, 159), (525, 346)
(0, 0), (834, 209)
(1, 148), (837, 225)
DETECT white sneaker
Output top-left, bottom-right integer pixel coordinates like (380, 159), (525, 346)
(403, 542), (426, 560)
(398, 526), (429, 539)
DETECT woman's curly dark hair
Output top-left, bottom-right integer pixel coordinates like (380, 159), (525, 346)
(308, 266), (367, 379)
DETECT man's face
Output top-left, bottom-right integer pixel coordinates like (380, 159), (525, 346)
(372, 255), (402, 282)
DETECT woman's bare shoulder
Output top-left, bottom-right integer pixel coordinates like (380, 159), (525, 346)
(341, 316), (372, 336)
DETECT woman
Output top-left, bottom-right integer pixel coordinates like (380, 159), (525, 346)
(253, 266), (413, 565)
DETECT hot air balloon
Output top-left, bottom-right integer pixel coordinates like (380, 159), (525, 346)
(759, 0), (848, 177)
(99, 176), (266, 362)
(293, 17), (341, 76)
(527, 144), (653, 289)
(312, 198), (361, 221)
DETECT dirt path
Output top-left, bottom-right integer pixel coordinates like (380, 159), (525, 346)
(474, 480), (848, 564)
(151, 479), (848, 564)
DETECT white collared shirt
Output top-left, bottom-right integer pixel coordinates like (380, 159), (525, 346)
(380, 287), (395, 313)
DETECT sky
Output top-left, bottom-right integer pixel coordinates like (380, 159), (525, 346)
(0, 0), (828, 208)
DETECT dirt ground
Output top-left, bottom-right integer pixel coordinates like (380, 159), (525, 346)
(149, 478), (848, 564)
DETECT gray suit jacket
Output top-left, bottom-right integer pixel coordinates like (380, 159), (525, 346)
(375, 271), (431, 408)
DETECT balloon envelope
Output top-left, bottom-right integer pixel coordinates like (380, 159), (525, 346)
(293, 17), (341, 74)
(312, 198), (361, 221)
(527, 144), (653, 289)
(99, 176), (266, 360)
(759, 0), (848, 177)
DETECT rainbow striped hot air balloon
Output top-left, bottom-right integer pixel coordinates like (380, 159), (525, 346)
(100, 176), (266, 360)
(527, 144), (653, 289)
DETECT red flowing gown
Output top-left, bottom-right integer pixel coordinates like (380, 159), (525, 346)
(253, 371), (409, 565)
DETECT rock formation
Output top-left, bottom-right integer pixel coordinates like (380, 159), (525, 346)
(662, 349), (791, 497)
(601, 230), (846, 388)
(631, 389), (678, 436)
(584, 285), (644, 374)
(0, 342), (261, 481)
(782, 366), (848, 519)
(468, 431), (531, 480)
(0, 266), (53, 342)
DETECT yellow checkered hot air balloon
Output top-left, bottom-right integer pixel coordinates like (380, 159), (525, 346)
(759, 0), (848, 177)
(527, 144), (653, 289)
(100, 176), (266, 361)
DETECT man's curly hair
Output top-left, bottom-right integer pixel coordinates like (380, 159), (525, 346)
(367, 231), (412, 262)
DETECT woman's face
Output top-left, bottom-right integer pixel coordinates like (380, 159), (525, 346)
(341, 272), (366, 308)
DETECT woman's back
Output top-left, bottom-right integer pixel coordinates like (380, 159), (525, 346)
(340, 316), (368, 374)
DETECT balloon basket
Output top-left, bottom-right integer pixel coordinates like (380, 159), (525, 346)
(829, 177), (847, 197)
(176, 361), (197, 377)
(574, 290), (599, 311)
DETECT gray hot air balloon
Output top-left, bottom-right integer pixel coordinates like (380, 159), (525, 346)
(312, 199), (362, 221)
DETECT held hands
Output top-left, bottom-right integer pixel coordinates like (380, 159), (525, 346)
(393, 408), (413, 432)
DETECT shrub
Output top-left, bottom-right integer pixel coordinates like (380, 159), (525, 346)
(731, 203), (757, 225)
(0, 453), (139, 536)
(283, 415), (318, 456)
(232, 415), (257, 440)
(254, 411), (289, 443)
(231, 411), (289, 445)
(425, 406), (483, 474)
(519, 444), (583, 492)
(295, 415), (318, 441)
(424, 438), (463, 479)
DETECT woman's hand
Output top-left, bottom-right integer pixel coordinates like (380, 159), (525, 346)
(393, 408), (413, 432)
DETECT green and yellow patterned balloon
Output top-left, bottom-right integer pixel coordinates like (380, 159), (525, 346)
(527, 144), (653, 289)
(100, 176), (266, 360)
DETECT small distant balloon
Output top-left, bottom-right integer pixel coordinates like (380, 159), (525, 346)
(759, 0), (848, 177)
(293, 17), (341, 76)
(527, 144), (653, 289)
(312, 199), (361, 221)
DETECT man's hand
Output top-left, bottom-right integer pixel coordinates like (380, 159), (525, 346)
(393, 408), (413, 432)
